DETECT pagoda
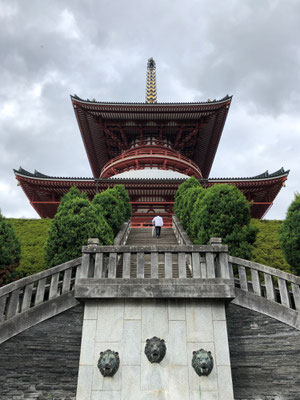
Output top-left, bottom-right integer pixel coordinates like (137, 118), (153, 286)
(14, 58), (289, 226)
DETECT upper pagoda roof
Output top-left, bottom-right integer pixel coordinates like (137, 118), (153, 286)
(71, 95), (232, 179)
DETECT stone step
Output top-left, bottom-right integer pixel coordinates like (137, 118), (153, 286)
(116, 227), (192, 278)
(126, 228), (178, 245)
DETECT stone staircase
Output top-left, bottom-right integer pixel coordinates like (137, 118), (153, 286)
(116, 227), (192, 278)
(126, 227), (178, 245)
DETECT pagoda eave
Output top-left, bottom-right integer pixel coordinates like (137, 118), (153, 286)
(71, 95), (232, 179)
(14, 168), (289, 221)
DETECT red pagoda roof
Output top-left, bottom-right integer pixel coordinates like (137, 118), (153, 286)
(71, 95), (232, 179)
(14, 167), (289, 220)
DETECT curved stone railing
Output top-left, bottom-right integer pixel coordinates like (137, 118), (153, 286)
(229, 256), (300, 329)
(0, 258), (81, 344)
(173, 214), (300, 330)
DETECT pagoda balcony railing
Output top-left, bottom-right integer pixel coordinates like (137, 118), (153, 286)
(100, 145), (202, 178)
(102, 146), (196, 168)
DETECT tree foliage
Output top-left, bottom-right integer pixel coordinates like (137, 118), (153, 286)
(251, 219), (291, 273)
(193, 185), (257, 258)
(93, 188), (125, 235)
(174, 176), (201, 221)
(279, 193), (300, 275)
(112, 185), (132, 220)
(175, 183), (257, 259)
(180, 186), (205, 233)
(0, 211), (21, 286)
(45, 187), (114, 268)
(0, 211), (21, 268)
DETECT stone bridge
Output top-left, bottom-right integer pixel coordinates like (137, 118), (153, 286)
(0, 216), (299, 399)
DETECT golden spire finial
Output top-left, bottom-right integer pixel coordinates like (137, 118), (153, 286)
(146, 58), (157, 103)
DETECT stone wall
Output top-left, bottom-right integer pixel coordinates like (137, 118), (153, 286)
(227, 303), (300, 400)
(0, 305), (83, 400)
(76, 299), (234, 400)
(1, 301), (300, 399)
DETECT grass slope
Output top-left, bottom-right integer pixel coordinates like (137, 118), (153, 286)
(250, 219), (292, 274)
(8, 218), (51, 276)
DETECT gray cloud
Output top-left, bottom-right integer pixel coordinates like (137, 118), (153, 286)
(0, 0), (298, 219)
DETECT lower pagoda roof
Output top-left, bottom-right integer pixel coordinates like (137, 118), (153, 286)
(14, 167), (289, 220)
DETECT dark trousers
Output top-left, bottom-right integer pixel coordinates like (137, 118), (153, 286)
(155, 226), (161, 237)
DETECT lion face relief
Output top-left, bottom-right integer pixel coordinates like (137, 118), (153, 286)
(145, 337), (166, 363)
(97, 349), (120, 377)
(192, 349), (214, 376)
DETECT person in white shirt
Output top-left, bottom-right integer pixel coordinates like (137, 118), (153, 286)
(152, 215), (164, 238)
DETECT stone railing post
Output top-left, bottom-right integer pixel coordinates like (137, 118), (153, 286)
(79, 238), (99, 280)
(209, 238), (230, 279)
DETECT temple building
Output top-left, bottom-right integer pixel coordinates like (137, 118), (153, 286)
(14, 58), (289, 226)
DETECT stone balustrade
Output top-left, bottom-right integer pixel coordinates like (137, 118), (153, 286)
(1, 218), (300, 345)
(0, 258), (81, 343)
(74, 237), (235, 299)
(229, 255), (300, 310)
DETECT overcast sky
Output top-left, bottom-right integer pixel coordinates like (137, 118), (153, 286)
(0, 0), (299, 219)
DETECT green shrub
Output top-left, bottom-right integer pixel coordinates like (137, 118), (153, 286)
(0, 211), (21, 286)
(112, 185), (132, 221)
(190, 184), (257, 259)
(279, 193), (300, 275)
(174, 176), (201, 220)
(180, 186), (205, 233)
(93, 189), (124, 235)
(0, 211), (21, 268)
(45, 188), (114, 268)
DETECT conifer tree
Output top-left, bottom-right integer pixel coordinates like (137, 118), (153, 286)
(191, 184), (257, 259)
(45, 188), (113, 268)
(0, 211), (21, 268)
(93, 188), (124, 235)
(0, 211), (21, 286)
(279, 193), (300, 275)
(112, 185), (132, 220)
(174, 176), (201, 221)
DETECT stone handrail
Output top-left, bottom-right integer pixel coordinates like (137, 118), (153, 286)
(74, 238), (234, 299)
(229, 255), (300, 329)
(114, 220), (131, 245)
(0, 258), (81, 343)
(172, 215), (193, 245)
